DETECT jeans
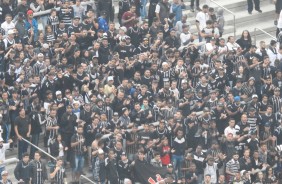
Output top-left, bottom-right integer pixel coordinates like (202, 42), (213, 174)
(140, 0), (147, 19)
(4, 124), (10, 143)
(30, 134), (39, 159)
(190, 0), (199, 9)
(18, 139), (29, 160)
(247, 0), (260, 12)
(74, 154), (85, 173)
(172, 154), (184, 179)
(0, 167), (5, 180)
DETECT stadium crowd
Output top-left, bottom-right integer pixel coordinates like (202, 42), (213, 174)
(0, 0), (282, 183)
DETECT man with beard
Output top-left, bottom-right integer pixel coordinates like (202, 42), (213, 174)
(134, 37), (150, 54)
(71, 125), (87, 183)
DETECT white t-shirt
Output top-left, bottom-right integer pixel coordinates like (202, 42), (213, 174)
(180, 32), (192, 46)
(196, 12), (208, 31)
(1, 21), (15, 36)
(155, 4), (160, 14)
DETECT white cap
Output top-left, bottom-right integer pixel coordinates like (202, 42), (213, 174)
(37, 53), (44, 57)
(42, 43), (49, 49)
(98, 149), (104, 154)
(1, 171), (8, 176)
(108, 76), (114, 81)
(252, 94), (258, 98)
(72, 100), (80, 106)
(120, 26), (127, 32)
(7, 30), (14, 35)
(162, 62), (168, 66)
(55, 91), (62, 96)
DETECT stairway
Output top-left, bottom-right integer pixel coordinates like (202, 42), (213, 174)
(180, 0), (277, 45)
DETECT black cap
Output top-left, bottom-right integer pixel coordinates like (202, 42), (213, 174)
(18, 12), (25, 18)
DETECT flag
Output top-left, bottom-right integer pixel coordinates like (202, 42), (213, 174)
(133, 159), (168, 184)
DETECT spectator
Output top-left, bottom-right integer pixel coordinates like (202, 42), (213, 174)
(25, 10), (38, 41)
(155, 0), (170, 24)
(71, 125), (87, 183)
(14, 108), (30, 160)
(1, 14), (15, 36)
(13, 152), (31, 183)
(49, 157), (66, 184)
(122, 5), (137, 29)
(30, 151), (48, 184)
(0, 171), (12, 184)
(93, 149), (106, 184)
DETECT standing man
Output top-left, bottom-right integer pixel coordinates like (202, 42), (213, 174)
(155, 0), (170, 24)
(14, 152), (31, 183)
(71, 125), (87, 183)
(14, 108), (31, 160)
(30, 151), (47, 184)
(105, 149), (119, 183)
(195, 5), (209, 42)
(60, 105), (77, 162)
(25, 10), (38, 41)
(50, 157), (66, 184)
(148, 0), (158, 26)
(46, 109), (59, 154)
(122, 5), (137, 29)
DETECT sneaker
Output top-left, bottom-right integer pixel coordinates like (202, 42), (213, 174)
(257, 9), (262, 13)
(248, 11), (252, 15)
(196, 7), (201, 11)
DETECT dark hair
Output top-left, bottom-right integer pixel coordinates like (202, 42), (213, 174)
(22, 152), (29, 158)
(240, 30), (252, 43)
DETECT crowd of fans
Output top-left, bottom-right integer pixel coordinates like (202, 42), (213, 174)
(0, 0), (281, 183)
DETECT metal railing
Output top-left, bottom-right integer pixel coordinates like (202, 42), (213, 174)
(79, 175), (95, 184)
(22, 137), (57, 160)
(32, 1), (95, 18)
(210, 0), (236, 38)
(101, 121), (160, 140)
(4, 157), (18, 164)
(254, 27), (276, 44)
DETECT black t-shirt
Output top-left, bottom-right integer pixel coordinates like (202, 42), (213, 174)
(14, 115), (30, 137)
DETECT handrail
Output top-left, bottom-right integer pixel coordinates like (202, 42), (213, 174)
(254, 28), (276, 44)
(33, 1), (95, 17)
(210, 0), (236, 38)
(101, 121), (160, 140)
(33, 7), (60, 17)
(21, 137), (57, 161)
(4, 157), (18, 164)
(79, 175), (95, 184)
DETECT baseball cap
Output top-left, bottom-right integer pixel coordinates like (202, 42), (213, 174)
(27, 10), (33, 15)
(108, 76), (114, 81)
(234, 96), (240, 102)
(7, 30), (14, 35)
(1, 171), (8, 176)
(55, 91), (62, 96)
(252, 94), (258, 99)
(98, 149), (104, 154)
